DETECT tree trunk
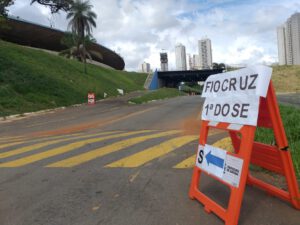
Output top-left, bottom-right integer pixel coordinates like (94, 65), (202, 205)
(83, 46), (87, 74)
(80, 20), (87, 74)
(83, 40), (87, 74)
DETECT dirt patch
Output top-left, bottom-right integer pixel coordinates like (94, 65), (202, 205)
(181, 116), (225, 136)
(29, 120), (102, 137)
(181, 117), (201, 135)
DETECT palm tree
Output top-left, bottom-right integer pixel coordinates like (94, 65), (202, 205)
(59, 32), (102, 62)
(67, 0), (97, 73)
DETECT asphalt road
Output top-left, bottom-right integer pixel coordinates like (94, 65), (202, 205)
(277, 93), (300, 107)
(0, 94), (299, 225)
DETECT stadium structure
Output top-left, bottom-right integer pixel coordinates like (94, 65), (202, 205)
(0, 16), (125, 70)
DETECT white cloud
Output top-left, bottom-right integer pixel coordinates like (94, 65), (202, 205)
(7, 0), (300, 71)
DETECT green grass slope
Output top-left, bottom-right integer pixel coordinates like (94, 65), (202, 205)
(0, 40), (147, 117)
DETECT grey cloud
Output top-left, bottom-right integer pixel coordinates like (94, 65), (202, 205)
(9, 3), (49, 26)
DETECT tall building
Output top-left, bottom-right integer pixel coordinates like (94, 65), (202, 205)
(140, 62), (151, 73)
(187, 54), (193, 70)
(192, 54), (201, 70)
(160, 52), (168, 71)
(277, 26), (286, 65)
(277, 12), (300, 65)
(187, 54), (201, 70)
(175, 43), (187, 70)
(198, 38), (213, 69)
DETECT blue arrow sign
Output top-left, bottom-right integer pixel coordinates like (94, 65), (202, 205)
(205, 151), (225, 168)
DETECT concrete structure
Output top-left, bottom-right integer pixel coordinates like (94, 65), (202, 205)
(160, 52), (168, 71)
(0, 16), (125, 70)
(140, 62), (151, 73)
(175, 43), (187, 71)
(147, 69), (222, 90)
(198, 38), (213, 69)
(277, 12), (300, 65)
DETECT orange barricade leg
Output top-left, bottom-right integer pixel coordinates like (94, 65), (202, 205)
(246, 83), (300, 209)
(226, 127), (256, 225)
(189, 120), (209, 200)
(189, 121), (256, 225)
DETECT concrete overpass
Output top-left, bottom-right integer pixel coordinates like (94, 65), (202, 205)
(145, 69), (223, 90)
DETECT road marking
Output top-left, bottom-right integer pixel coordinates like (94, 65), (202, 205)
(0, 132), (83, 150)
(0, 136), (24, 142)
(174, 154), (196, 168)
(106, 135), (198, 168)
(0, 141), (25, 150)
(0, 131), (120, 159)
(0, 139), (23, 145)
(46, 130), (180, 168)
(0, 130), (153, 167)
(0, 134), (82, 144)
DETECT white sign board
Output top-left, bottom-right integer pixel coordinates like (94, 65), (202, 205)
(201, 65), (272, 126)
(202, 95), (260, 126)
(202, 65), (272, 98)
(223, 154), (244, 187)
(196, 144), (244, 187)
(196, 145), (226, 179)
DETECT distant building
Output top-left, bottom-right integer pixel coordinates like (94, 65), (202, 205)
(277, 12), (300, 65)
(175, 43), (187, 71)
(140, 62), (151, 73)
(187, 54), (193, 70)
(192, 54), (201, 70)
(187, 54), (201, 70)
(277, 26), (286, 65)
(198, 38), (213, 69)
(160, 52), (168, 71)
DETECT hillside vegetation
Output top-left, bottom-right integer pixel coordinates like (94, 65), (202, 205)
(272, 65), (300, 93)
(0, 40), (147, 117)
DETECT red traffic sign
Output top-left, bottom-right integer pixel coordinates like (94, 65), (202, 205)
(88, 93), (95, 105)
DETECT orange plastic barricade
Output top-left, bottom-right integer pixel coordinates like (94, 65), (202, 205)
(189, 82), (300, 225)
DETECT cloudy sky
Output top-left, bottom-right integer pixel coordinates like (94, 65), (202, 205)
(7, 0), (300, 71)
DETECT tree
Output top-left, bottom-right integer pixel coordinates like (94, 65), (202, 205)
(212, 62), (226, 70)
(31, 0), (73, 13)
(212, 62), (219, 70)
(66, 0), (97, 73)
(218, 63), (226, 69)
(0, 0), (14, 17)
(59, 32), (102, 62)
